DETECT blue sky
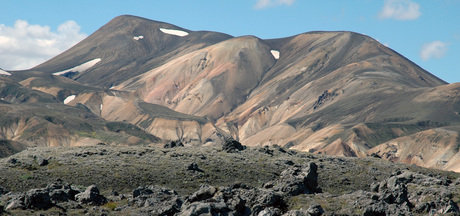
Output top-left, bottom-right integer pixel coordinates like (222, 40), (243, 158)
(1, 0), (459, 83)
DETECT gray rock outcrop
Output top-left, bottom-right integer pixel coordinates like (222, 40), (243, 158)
(1, 182), (105, 211)
(264, 163), (321, 196)
(130, 185), (183, 215)
(75, 185), (107, 205)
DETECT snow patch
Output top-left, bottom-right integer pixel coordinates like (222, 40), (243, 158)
(159, 28), (189, 37)
(0, 69), (11, 76)
(53, 58), (101, 76)
(270, 50), (280, 59)
(133, 35), (144, 40)
(63, 95), (76, 104)
(100, 104), (103, 111)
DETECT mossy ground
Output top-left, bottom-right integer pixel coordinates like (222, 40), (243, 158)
(1, 145), (458, 195)
(0, 145), (459, 215)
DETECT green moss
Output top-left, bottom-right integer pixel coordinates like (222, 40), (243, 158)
(287, 195), (313, 210)
(19, 173), (33, 181)
(103, 201), (118, 211)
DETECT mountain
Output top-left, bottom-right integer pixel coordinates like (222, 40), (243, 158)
(32, 15), (232, 88)
(0, 76), (161, 158)
(2, 15), (459, 172)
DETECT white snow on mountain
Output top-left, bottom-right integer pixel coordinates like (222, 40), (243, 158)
(63, 95), (76, 104)
(0, 69), (11, 76)
(133, 35), (144, 40)
(270, 50), (280, 59)
(53, 58), (101, 75)
(159, 28), (189, 37)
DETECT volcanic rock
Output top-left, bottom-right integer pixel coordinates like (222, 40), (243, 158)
(222, 138), (246, 153)
(265, 163), (320, 196)
(75, 185), (107, 205)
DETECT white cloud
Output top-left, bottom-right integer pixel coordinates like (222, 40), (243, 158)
(378, 0), (421, 20)
(420, 41), (448, 61)
(255, 0), (295, 9)
(0, 20), (87, 70)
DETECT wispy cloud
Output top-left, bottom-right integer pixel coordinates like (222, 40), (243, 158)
(378, 0), (421, 20)
(420, 41), (448, 61)
(0, 20), (87, 70)
(254, 0), (295, 9)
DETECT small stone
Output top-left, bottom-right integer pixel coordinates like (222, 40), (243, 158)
(8, 158), (17, 164)
(284, 160), (294, 166)
(5, 199), (25, 210)
(164, 140), (184, 148)
(37, 158), (48, 166)
(186, 162), (203, 172)
(307, 204), (324, 216)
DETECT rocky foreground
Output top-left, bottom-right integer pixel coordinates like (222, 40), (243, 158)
(0, 143), (459, 215)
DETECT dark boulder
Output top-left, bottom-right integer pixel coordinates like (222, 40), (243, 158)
(164, 140), (184, 148)
(186, 162), (203, 172)
(222, 138), (246, 153)
(363, 202), (387, 216)
(33, 155), (49, 166)
(37, 157), (49, 166)
(46, 183), (79, 203)
(259, 146), (274, 155)
(24, 189), (52, 210)
(7, 158), (17, 164)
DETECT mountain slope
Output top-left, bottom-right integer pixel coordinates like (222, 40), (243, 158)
(114, 36), (276, 119)
(32, 15), (232, 88)
(3, 15), (459, 172)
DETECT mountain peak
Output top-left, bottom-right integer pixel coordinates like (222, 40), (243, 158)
(106, 14), (186, 31)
